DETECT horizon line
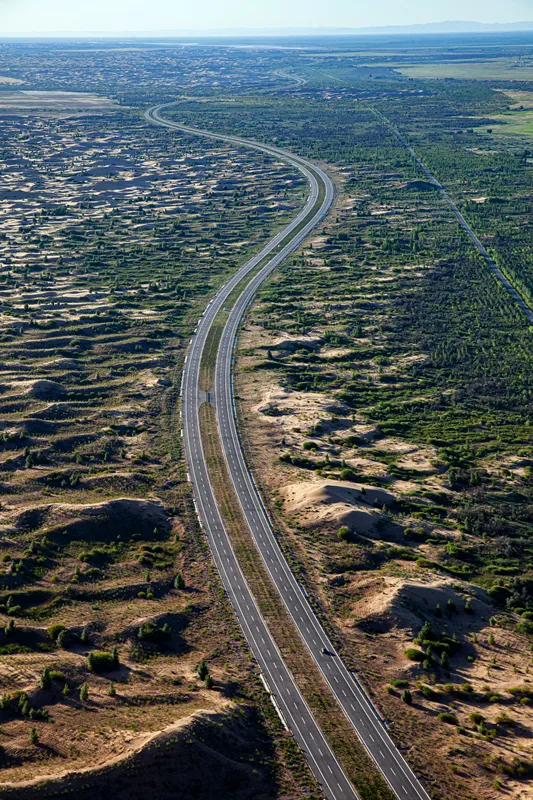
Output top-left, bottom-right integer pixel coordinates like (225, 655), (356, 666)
(2, 20), (533, 38)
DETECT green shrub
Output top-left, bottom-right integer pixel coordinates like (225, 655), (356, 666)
(197, 659), (209, 680)
(401, 689), (412, 704)
(78, 547), (109, 563)
(516, 620), (533, 636)
(339, 468), (357, 482)
(40, 668), (52, 690)
(487, 585), (511, 604)
(497, 757), (533, 779)
(438, 712), (458, 724)
(420, 684), (439, 700)
(87, 650), (119, 673)
(47, 624), (66, 640)
(57, 628), (78, 648)
(404, 648), (425, 662)
(138, 621), (171, 644)
(303, 441), (318, 451)
(495, 712), (514, 727)
(507, 686), (533, 699)
(417, 621), (436, 643)
(389, 679), (409, 688)
(337, 526), (350, 542)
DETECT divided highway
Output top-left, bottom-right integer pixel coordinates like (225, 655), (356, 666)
(146, 102), (431, 800)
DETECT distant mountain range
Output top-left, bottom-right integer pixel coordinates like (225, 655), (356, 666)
(4, 21), (533, 38)
(176, 22), (533, 36)
(305, 21), (533, 34)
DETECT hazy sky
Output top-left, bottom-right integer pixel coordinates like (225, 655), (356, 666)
(1, 0), (533, 33)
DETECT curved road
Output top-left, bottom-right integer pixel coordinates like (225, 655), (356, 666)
(146, 102), (431, 800)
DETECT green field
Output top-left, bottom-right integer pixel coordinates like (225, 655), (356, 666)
(398, 58), (533, 80)
(475, 109), (533, 137)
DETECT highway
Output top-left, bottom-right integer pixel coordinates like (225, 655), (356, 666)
(372, 108), (533, 324)
(146, 102), (432, 800)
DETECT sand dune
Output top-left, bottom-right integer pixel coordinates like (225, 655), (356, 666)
(281, 479), (396, 535)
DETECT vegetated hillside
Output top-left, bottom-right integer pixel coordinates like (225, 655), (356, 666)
(0, 78), (316, 797)
(229, 78), (533, 799)
(5, 32), (533, 800)
(1, 707), (297, 800)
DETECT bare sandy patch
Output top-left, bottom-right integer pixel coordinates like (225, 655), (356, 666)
(254, 383), (343, 436)
(281, 479), (396, 535)
(0, 91), (119, 111)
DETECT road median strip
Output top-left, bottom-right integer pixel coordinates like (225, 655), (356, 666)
(199, 400), (395, 800)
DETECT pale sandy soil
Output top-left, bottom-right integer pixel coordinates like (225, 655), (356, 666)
(0, 707), (227, 790)
(0, 91), (118, 110)
(281, 479), (396, 535)
(236, 312), (533, 797)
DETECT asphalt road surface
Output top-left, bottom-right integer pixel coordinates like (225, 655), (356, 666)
(146, 102), (432, 800)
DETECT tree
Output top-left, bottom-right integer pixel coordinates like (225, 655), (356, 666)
(108, 682), (116, 697)
(337, 526), (350, 542)
(174, 573), (185, 590)
(80, 682), (89, 701)
(40, 668), (52, 691)
(205, 674), (214, 690)
(197, 659), (209, 681)
(441, 651), (450, 670)
(87, 651), (119, 673)
(419, 621), (434, 642)
(30, 727), (39, 745)
(401, 689), (412, 705)
(80, 627), (89, 644)
(489, 633), (495, 646)
(57, 628), (76, 649)
(62, 683), (70, 696)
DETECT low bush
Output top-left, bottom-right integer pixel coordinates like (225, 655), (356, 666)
(87, 649), (119, 673)
(438, 712), (458, 724)
(47, 624), (66, 640)
(405, 648), (425, 662)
